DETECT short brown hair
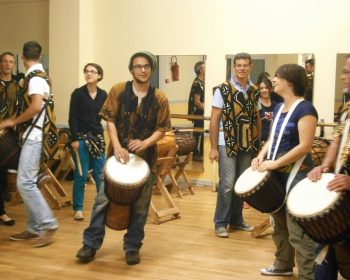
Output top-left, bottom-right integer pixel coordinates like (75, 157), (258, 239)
(233, 52), (252, 65)
(275, 64), (307, 97)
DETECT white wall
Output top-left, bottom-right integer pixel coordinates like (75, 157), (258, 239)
(91, 0), (350, 128)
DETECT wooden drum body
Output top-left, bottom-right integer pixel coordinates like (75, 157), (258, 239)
(174, 131), (196, 156)
(235, 167), (285, 213)
(104, 154), (150, 230)
(0, 128), (20, 167)
(287, 173), (350, 244)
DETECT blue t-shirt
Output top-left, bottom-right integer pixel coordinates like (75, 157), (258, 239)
(259, 100), (277, 142)
(270, 100), (318, 156)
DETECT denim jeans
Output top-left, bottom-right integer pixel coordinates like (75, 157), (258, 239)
(17, 139), (58, 235)
(83, 170), (155, 253)
(72, 140), (105, 211)
(214, 146), (252, 228)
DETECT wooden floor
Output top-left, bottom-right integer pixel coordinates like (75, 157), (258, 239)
(0, 181), (299, 280)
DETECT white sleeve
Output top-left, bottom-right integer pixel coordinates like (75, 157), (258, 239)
(212, 88), (224, 109)
(28, 76), (50, 98)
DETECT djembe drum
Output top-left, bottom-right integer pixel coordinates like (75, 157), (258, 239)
(287, 173), (350, 244)
(174, 131), (196, 156)
(235, 167), (285, 213)
(104, 154), (150, 230)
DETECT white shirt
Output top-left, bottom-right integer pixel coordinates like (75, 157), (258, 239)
(22, 64), (50, 140)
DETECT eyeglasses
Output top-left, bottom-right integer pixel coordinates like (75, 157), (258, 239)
(84, 69), (98, 75)
(132, 64), (151, 71)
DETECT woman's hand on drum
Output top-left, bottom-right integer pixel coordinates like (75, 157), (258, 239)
(257, 160), (278, 172)
(251, 157), (263, 171)
(114, 147), (129, 164)
(307, 165), (330, 182)
(208, 148), (219, 163)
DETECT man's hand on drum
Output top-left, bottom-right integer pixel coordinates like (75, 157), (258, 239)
(208, 148), (219, 163)
(307, 165), (331, 182)
(128, 139), (148, 153)
(114, 147), (129, 164)
(327, 174), (350, 192)
(0, 119), (15, 130)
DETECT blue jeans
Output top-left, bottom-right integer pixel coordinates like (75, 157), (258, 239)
(214, 146), (252, 228)
(17, 139), (58, 235)
(83, 170), (155, 253)
(72, 140), (105, 211)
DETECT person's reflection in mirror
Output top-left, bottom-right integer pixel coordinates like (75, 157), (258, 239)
(188, 61), (205, 161)
(304, 58), (314, 103)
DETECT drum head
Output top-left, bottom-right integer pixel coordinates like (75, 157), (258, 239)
(105, 154), (150, 187)
(287, 173), (340, 218)
(234, 166), (268, 194)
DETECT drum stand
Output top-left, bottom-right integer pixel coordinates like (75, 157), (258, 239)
(167, 153), (195, 198)
(39, 163), (71, 210)
(150, 146), (181, 224)
(250, 217), (272, 238)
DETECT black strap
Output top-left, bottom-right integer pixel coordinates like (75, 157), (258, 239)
(21, 99), (48, 146)
(120, 81), (155, 147)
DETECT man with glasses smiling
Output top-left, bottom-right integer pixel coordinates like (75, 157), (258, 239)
(76, 51), (171, 265)
(209, 52), (260, 238)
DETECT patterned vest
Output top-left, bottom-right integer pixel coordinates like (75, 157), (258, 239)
(0, 77), (21, 121)
(16, 70), (59, 162)
(218, 81), (260, 157)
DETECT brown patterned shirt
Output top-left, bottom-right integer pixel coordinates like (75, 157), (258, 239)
(99, 81), (171, 169)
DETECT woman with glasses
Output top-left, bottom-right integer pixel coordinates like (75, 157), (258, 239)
(68, 63), (107, 221)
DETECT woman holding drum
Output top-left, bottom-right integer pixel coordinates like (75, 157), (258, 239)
(251, 64), (318, 279)
(76, 51), (171, 266)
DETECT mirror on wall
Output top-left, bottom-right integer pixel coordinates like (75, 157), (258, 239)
(334, 53), (349, 122)
(156, 55), (206, 173)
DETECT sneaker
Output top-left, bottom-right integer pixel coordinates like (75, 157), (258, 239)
(125, 251), (140, 265)
(215, 227), (229, 238)
(230, 222), (254, 232)
(32, 228), (58, 248)
(74, 211), (84, 221)
(9, 231), (39, 241)
(260, 266), (293, 276)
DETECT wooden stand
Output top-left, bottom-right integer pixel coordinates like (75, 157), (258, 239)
(150, 146), (181, 224)
(39, 164), (71, 210)
(168, 153), (195, 198)
(251, 217), (272, 238)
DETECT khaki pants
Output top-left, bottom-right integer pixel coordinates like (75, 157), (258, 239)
(271, 206), (317, 280)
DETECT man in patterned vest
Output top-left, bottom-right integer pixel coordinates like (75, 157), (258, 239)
(209, 52), (260, 238)
(0, 52), (21, 226)
(0, 41), (58, 247)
